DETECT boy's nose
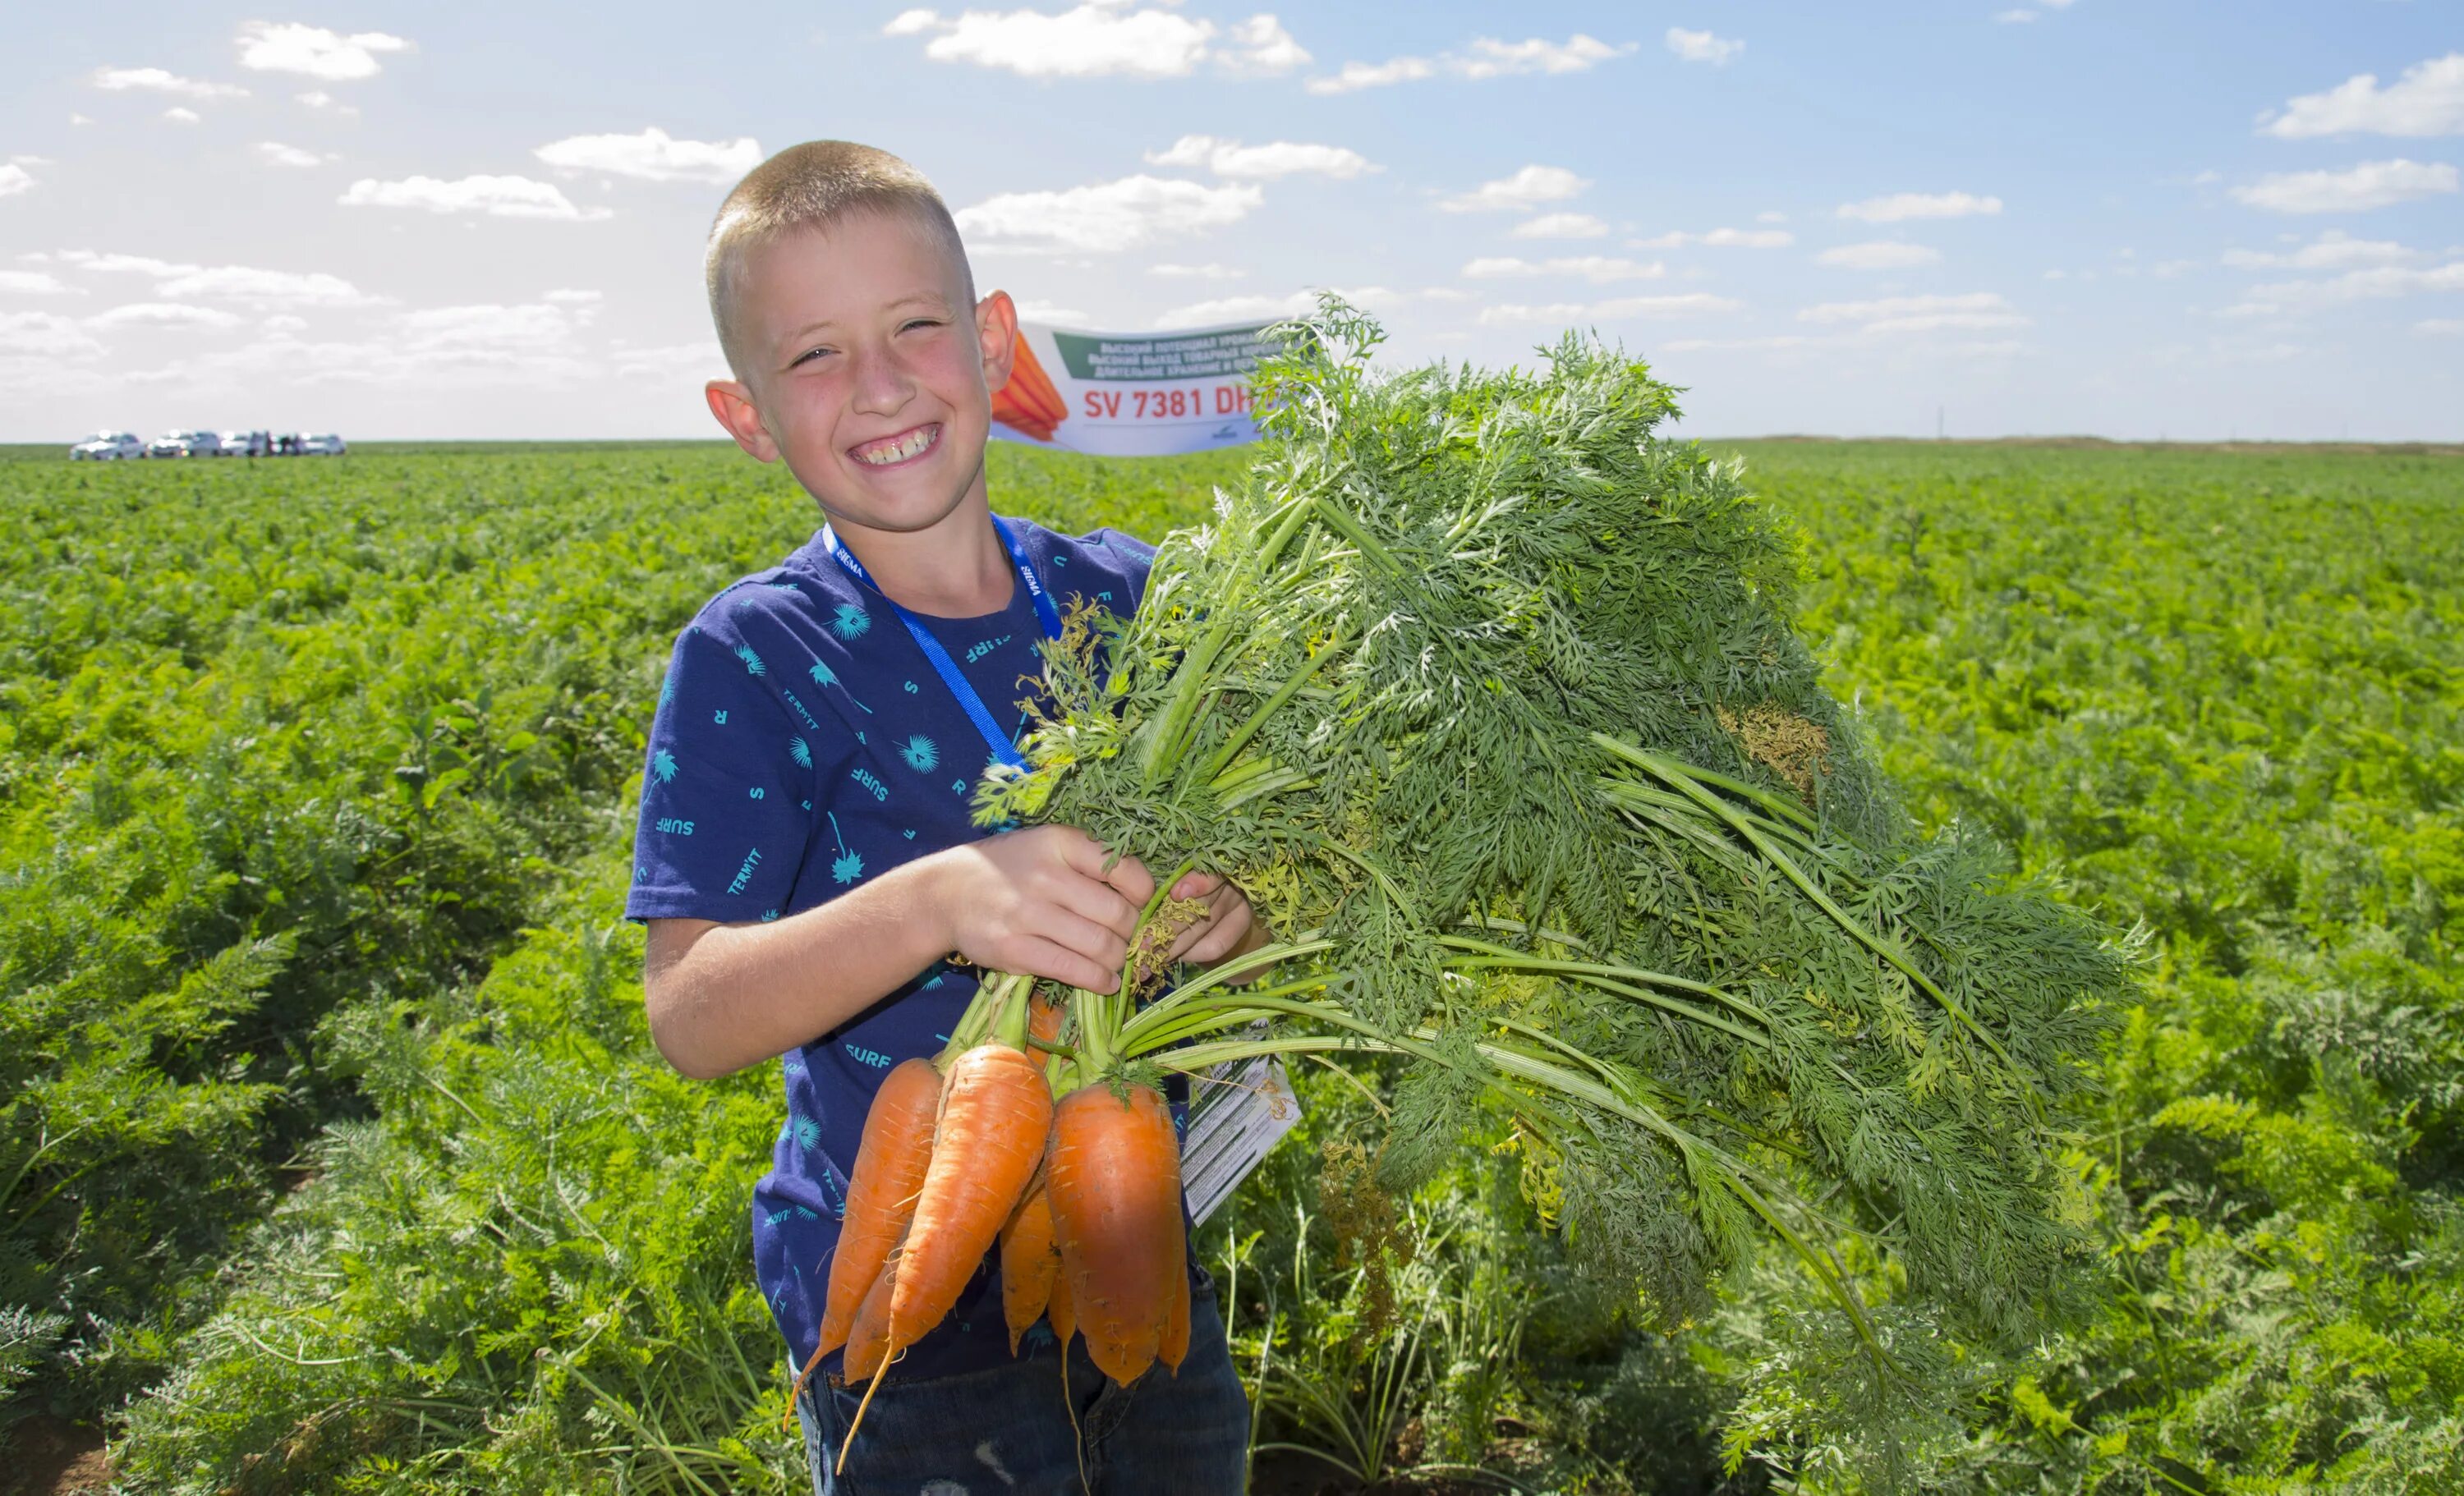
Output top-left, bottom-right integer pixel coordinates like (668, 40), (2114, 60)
(848, 346), (914, 416)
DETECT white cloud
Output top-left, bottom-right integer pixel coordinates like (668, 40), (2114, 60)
(955, 175), (1262, 252)
(1010, 298), (1088, 324)
(90, 67), (249, 100)
(1665, 27), (1743, 66)
(2244, 260), (2464, 310)
(157, 266), (374, 305)
(1630, 227), (1795, 249)
(1837, 190), (2003, 223)
(1439, 164), (1589, 213)
(2261, 54), (2464, 140)
(885, 4), (1229, 79)
(0, 310), (105, 362)
(544, 287), (603, 304)
(1148, 263), (1247, 279)
(2222, 230), (2418, 270)
(1757, 210), (1787, 223)
(1307, 57), (1434, 94)
(257, 141), (328, 168)
(1153, 287), (1400, 329)
(1142, 135), (1374, 180)
(297, 89), (354, 114)
(1220, 15), (1309, 75)
(164, 108), (203, 126)
(87, 302), (244, 330)
(52, 250), (380, 308)
(340, 174), (614, 221)
(54, 251), (199, 277)
(399, 301), (590, 351)
(1799, 291), (2029, 334)
(261, 313), (308, 333)
(535, 127), (763, 185)
(0, 164), (34, 199)
(1996, 9), (2039, 23)
(0, 270), (72, 295)
(1511, 213), (1609, 240)
(1817, 241), (1943, 269)
(236, 22), (411, 81)
(1460, 34), (1636, 78)
(2230, 158), (2458, 213)
(1307, 34), (1632, 94)
(1463, 255), (1664, 284)
(1661, 334), (1819, 353)
(2416, 317), (2464, 335)
(1476, 293), (1741, 326)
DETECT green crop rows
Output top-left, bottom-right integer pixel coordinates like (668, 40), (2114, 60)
(2, 437), (2456, 1493)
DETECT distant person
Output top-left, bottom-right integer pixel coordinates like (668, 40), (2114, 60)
(623, 142), (1263, 1494)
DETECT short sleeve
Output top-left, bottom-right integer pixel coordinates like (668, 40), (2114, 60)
(626, 615), (817, 924)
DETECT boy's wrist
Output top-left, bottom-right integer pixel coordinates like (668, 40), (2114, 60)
(905, 847), (963, 959)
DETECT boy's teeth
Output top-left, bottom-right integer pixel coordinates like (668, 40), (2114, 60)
(859, 428), (933, 465)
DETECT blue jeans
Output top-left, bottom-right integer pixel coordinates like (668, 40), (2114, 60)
(797, 1281), (1249, 1495)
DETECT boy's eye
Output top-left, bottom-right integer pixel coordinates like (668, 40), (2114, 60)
(789, 346), (834, 369)
(901, 319), (941, 333)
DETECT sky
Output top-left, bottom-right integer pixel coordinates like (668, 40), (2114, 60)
(3, 3), (2460, 443)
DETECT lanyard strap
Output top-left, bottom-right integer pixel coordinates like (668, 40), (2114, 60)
(820, 515), (1062, 770)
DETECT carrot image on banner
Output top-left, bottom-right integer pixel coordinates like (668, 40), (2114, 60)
(991, 318), (1274, 457)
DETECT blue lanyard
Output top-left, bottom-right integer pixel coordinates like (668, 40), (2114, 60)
(820, 514), (1063, 770)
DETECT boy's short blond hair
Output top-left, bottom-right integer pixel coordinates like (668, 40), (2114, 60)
(705, 140), (976, 375)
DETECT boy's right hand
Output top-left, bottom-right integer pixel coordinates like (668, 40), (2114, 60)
(926, 826), (1155, 993)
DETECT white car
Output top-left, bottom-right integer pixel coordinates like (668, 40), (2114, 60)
(70, 431), (144, 461)
(219, 429), (272, 457)
(147, 429), (223, 459)
(297, 432), (347, 457)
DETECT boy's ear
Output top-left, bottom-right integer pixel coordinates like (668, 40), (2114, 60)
(706, 378), (780, 463)
(975, 289), (1020, 392)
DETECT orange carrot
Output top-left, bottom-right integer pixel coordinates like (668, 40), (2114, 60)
(840, 1253), (899, 1386)
(1046, 1081), (1184, 1385)
(1047, 1251), (1078, 1350)
(882, 1044), (1053, 1359)
(813, 1058), (942, 1360)
(1028, 994), (1065, 1047)
(1159, 1250), (1190, 1374)
(1000, 1186), (1060, 1354)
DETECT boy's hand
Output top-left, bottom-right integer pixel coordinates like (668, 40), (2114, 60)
(1165, 870), (1273, 974)
(930, 825), (1155, 994)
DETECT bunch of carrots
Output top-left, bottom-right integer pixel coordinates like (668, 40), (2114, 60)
(791, 896), (1213, 1455)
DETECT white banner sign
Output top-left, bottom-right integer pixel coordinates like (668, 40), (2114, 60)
(991, 318), (1272, 457)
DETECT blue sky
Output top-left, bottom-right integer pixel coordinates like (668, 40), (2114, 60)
(4, 3), (2459, 441)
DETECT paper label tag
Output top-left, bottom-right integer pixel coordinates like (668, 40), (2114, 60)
(1182, 1054), (1303, 1226)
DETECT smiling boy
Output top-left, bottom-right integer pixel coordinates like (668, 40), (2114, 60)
(627, 142), (1257, 1493)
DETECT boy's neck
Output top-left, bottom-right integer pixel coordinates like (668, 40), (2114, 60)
(830, 491), (1014, 618)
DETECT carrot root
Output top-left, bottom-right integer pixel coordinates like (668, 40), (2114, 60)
(1046, 1081), (1183, 1386)
(814, 1058), (942, 1359)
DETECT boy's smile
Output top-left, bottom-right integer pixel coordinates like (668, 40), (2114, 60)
(850, 421), (941, 468)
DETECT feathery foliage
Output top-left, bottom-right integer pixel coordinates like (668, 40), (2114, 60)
(986, 300), (2135, 1347)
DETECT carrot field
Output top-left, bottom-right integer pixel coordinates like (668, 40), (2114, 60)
(3, 437), (2457, 1494)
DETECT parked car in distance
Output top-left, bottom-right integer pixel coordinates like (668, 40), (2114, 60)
(147, 429), (223, 459)
(70, 431), (145, 461)
(218, 429), (273, 458)
(297, 433), (347, 457)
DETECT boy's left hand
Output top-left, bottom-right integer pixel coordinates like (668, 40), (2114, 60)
(1165, 871), (1270, 967)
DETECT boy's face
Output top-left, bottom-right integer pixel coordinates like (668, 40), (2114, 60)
(706, 213), (1015, 537)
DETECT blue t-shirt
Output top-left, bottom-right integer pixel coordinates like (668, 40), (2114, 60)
(625, 514), (1156, 1383)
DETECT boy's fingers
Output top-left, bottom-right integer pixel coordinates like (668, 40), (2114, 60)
(1039, 908), (1130, 976)
(1173, 871), (1224, 900)
(1055, 879), (1142, 943)
(1010, 935), (1119, 995)
(1102, 854), (1156, 907)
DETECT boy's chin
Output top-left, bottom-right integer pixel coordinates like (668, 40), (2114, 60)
(816, 477), (981, 536)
